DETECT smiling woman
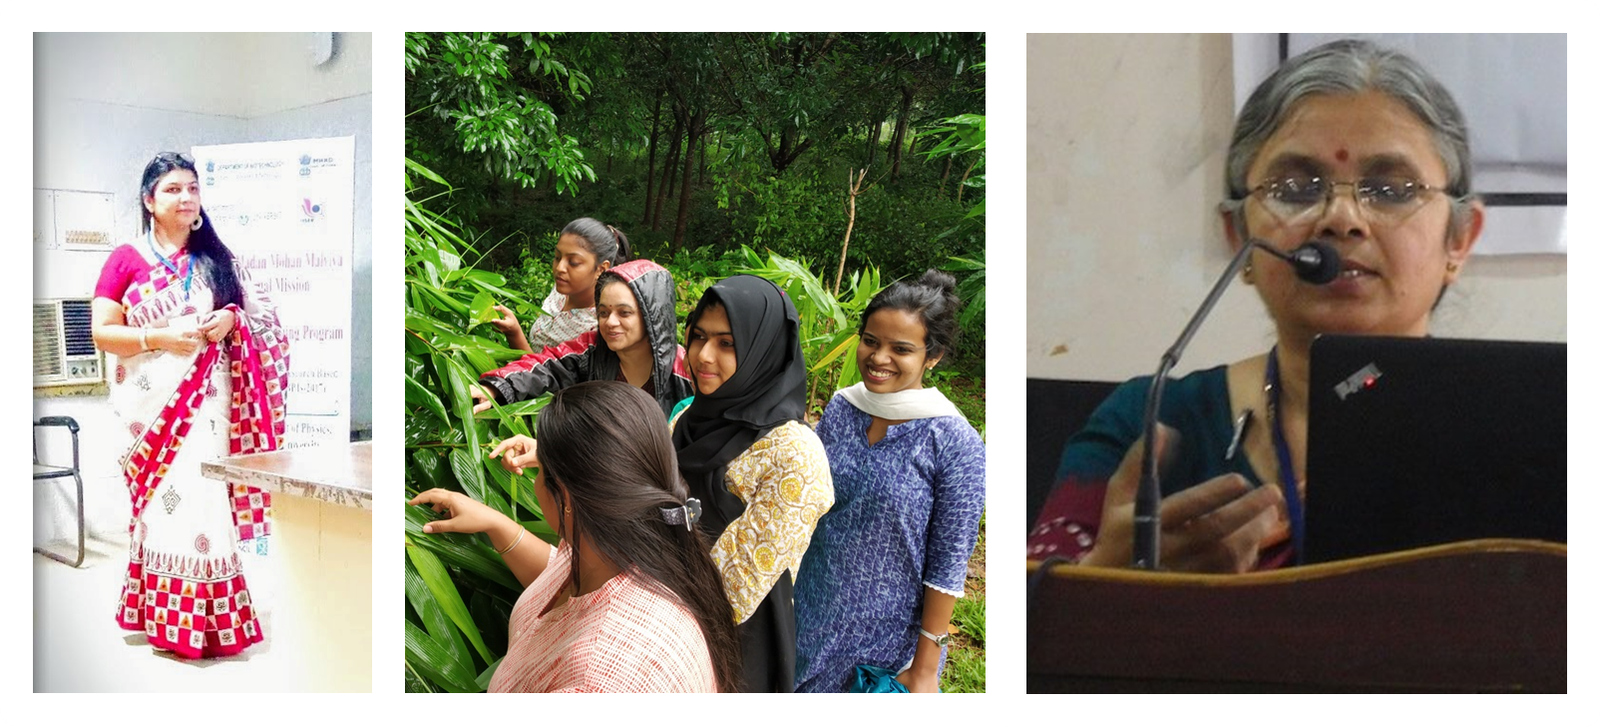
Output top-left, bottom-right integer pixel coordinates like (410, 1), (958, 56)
(471, 259), (692, 419)
(794, 270), (986, 692)
(92, 151), (289, 659)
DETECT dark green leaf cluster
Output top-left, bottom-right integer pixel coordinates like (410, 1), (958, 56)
(404, 159), (557, 692)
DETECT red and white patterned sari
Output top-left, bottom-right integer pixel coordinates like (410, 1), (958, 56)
(103, 242), (289, 658)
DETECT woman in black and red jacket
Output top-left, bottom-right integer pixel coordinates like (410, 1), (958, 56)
(472, 259), (692, 420)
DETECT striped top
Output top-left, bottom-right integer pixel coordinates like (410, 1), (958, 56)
(488, 542), (718, 693)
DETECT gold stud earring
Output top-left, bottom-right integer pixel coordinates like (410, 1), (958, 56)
(1241, 261), (1255, 284)
(1446, 261), (1460, 273)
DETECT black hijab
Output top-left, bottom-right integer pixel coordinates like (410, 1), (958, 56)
(673, 275), (807, 518)
(672, 274), (807, 693)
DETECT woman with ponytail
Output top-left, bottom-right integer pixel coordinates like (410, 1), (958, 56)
(486, 217), (634, 353)
(794, 270), (987, 692)
(410, 381), (741, 692)
(91, 152), (289, 659)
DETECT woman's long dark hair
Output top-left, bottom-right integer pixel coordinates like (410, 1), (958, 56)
(535, 381), (742, 691)
(139, 152), (243, 308)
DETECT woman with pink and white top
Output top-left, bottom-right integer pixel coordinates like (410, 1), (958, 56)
(410, 381), (742, 692)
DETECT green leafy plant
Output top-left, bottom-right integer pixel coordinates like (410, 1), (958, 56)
(406, 32), (597, 198)
(735, 246), (883, 414)
(404, 159), (558, 692)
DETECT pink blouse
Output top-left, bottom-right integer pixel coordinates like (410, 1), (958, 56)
(487, 542), (718, 693)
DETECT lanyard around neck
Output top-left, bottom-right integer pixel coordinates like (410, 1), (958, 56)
(146, 230), (194, 300)
(1265, 346), (1305, 565)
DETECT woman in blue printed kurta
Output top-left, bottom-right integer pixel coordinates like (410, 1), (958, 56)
(794, 270), (987, 693)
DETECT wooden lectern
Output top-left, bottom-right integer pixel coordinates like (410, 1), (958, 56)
(1027, 539), (1565, 692)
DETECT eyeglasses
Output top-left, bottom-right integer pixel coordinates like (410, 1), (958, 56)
(1245, 175), (1449, 226)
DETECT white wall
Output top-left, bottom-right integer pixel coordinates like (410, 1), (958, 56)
(1026, 34), (1567, 383)
(34, 33), (370, 119)
(33, 33), (371, 546)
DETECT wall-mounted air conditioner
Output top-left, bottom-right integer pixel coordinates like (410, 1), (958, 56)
(34, 298), (104, 387)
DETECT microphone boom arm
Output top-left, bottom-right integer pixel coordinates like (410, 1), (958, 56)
(1133, 241), (1261, 569)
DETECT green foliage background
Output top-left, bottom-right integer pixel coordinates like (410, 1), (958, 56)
(404, 32), (987, 693)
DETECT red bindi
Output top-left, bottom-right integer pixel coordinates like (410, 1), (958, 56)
(1335, 148), (1349, 162)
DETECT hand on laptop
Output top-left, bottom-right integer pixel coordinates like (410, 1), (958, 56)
(1080, 424), (1288, 572)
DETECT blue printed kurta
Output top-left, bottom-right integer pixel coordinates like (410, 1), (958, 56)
(793, 394), (987, 692)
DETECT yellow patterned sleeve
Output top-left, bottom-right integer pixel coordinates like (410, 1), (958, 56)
(711, 421), (835, 624)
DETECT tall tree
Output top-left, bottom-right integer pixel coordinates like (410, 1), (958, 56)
(651, 103), (685, 233)
(642, 88), (663, 227)
(673, 108), (708, 250)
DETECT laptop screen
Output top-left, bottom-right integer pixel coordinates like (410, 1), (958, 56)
(1303, 335), (1566, 563)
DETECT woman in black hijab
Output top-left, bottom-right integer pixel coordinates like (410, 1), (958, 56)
(672, 275), (835, 692)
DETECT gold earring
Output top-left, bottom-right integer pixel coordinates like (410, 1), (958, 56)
(564, 504), (571, 514)
(1446, 261), (1460, 273)
(1241, 261), (1255, 284)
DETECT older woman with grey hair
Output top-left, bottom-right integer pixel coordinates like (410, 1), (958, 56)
(1027, 39), (1484, 572)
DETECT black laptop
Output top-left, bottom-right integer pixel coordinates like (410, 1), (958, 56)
(1303, 335), (1566, 564)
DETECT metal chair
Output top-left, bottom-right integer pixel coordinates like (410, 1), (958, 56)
(34, 416), (85, 567)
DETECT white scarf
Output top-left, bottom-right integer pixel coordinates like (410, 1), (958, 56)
(835, 382), (965, 422)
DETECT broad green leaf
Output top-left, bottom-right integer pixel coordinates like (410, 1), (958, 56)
(474, 395), (548, 422)
(465, 277), (530, 305)
(404, 620), (478, 693)
(405, 158), (450, 187)
(450, 446), (509, 517)
(436, 353), (479, 457)
(407, 544), (494, 663)
(485, 456), (540, 519)
(410, 448), (456, 492)
(405, 373), (450, 424)
(404, 515), (518, 590)
(439, 248), (462, 273)
(462, 269), (507, 287)
(461, 347), (497, 379)
(405, 554), (472, 669)
(810, 332), (858, 372)
(468, 290), (495, 325)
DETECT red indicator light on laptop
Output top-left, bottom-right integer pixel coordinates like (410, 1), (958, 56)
(1334, 363), (1384, 401)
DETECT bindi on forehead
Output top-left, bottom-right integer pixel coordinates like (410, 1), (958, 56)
(1335, 148), (1349, 162)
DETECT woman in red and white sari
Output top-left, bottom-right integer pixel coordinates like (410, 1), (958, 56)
(91, 152), (290, 659)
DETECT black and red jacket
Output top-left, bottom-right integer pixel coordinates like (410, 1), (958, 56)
(478, 259), (692, 419)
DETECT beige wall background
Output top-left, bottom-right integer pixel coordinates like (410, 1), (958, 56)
(1026, 34), (1568, 382)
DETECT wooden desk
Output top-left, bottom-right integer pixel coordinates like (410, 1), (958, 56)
(203, 442), (371, 692)
(1028, 540), (1566, 692)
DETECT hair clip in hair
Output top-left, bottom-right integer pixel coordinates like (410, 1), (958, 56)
(660, 498), (702, 531)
